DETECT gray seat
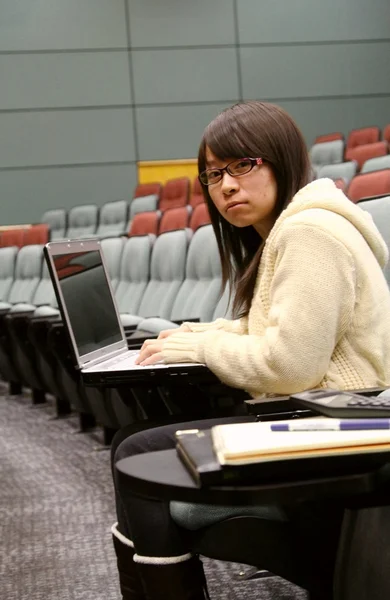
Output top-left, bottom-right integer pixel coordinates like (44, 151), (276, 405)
(361, 155), (390, 174)
(129, 194), (159, 220)
(9, 258), (55, 314)
(100, 236), (126, 292)
(0, 247), (18, 302)
(120, 229), (191, 327)
(66, 204), (98, 239)
(136, 225), (223, 335)
(317, 161), (358, 185)
(0, 245), (43, 312)
(310, 140), (345, 175)
(41, 209), (67, 241)
(95, 200), (129, 238)
(358, 195), (390, 286)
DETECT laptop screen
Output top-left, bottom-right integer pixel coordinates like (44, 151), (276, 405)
(53, 249), (122, 357)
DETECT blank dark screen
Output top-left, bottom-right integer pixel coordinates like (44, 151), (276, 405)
(53, 250), (122, 356)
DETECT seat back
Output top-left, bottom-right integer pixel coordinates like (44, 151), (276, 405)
(346, 126), (381, 150)
(0, 246), (18, 302)
(159, 178), (190, 212)
(129, 211), (160, 236)
(212, 282), (233, 320)
(100, 236), (126, 292)
(314, 132), (344, 144)
(189, 177), (204, 208)
(66, 204), (98, 239)
(309, 140), (344, 167)
(358, 195), (390, 286)
(95, 200), (128, 238)
(137, 229), (191, 319)
(41, 208), (67, 240)
(189, 203), (211, 231)
(345, 141), (388, 170)
(317, 161), (357, 184)
(348, 170), (390, 203)
(31, 258), (56, 306)
(115, 235), (155, 315)
(7, 244), (43, 304)
(159, 206), (191, 234)
(129, 194), (159, 220)
(23, 223), (50, 246)
(383, 124), (390, 145)
(133, 182), (162, 199)
(0, 228), (25, 248)
(168, 225), (222, 322)
(361, 155), (390, 174)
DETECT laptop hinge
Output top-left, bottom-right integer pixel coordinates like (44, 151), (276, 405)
(80, 346), (128, 370)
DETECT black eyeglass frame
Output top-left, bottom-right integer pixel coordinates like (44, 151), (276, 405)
(199, 157), (263, 186)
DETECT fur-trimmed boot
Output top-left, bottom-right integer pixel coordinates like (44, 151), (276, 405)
(134, 552), (210, 600)
(111, 523), (146, 600)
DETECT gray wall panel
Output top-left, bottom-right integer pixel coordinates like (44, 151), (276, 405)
(0, 109), (135, 168)
(136, 104), (232, 160)
(241, 42), (390, 99)
(237, 0), (390, 44)
(132, 49), (239, 104)
(278, 96), (390, 146)
(128, 0), (235, 47)
(0, 0), (127, 51)
(0, 164), (137, 225)
(0, 52), (132, 110)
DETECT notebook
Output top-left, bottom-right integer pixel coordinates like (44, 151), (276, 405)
(44, 239), (213, 386)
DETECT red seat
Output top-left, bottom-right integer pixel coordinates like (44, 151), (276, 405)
(158, 207), (191, 234)
(189, 203), (211, 231)
(383, 125), (390, 145)
(0, 228), (25, 248)
(346, 127), (381, 150)
(347, 170), (390, 203)
(23, 223), (50, 246)
(345, 141), (388, 170)
(189, 177), (204, 208)
(159, 177), (190, 212)
(314, 132), (344, 144)
(133, 182), (162, 199)
(129, 211), (160, 236)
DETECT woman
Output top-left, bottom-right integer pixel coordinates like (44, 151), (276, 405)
(111, 101), (390, 599)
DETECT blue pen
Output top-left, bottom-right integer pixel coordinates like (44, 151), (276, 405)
(271, 419), (390, 432)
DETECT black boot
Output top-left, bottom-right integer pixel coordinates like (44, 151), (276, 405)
(111, 524), (146, 600)
(136, 555), (210, 600)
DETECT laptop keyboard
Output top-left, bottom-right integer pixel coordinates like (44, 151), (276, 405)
(103, 350), (139, 370)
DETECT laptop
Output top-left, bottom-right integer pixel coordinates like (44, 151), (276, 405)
(44, 239), (215, 387)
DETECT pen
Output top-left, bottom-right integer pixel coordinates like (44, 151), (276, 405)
(271, 419), (390, 432)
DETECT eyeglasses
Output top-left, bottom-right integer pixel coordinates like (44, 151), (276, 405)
(199, 157), (263, 186)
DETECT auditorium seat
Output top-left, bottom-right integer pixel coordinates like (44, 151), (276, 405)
(128, 211), (160, 236)
(358, 195), (390, 286)
(95, 200), (128, 238)
(189, 177), (204, 208)
(133, 182), (162, 199)
(345, 141), (388, 170)
(309, 140), (344, 176)
(317, 161), (357, 185)
(347, 170), (390, 203)
(314, 132), (344, 144)
(40, 208), (67, 240)
(383, 124), (390, 145)
(66, 204), (98, 239)
(129, 194), (159, 220)
(23, 223), (50, 246)
(189, 202), (211, 231)
(0, 247), (17, 302)
(361, 155), (390, 174)
(159, 177), (190, 212)
(158, 206), (192, 233)
(346, 126), (380, 150)
(333, 178), (348, 192)
(0, 228), (25, 248)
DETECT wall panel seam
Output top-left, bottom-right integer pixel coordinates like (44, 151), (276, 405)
(124, 0), (140, 166)
(0, 161), (137, 172)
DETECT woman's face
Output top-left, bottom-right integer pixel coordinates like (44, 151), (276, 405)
(205, 147), (278, 237)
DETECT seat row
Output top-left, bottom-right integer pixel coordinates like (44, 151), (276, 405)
(314, 124), (390, 148)
(314, 165), (390, 202)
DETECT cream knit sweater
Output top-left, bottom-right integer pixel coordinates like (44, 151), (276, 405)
(162, 179), (390, 397)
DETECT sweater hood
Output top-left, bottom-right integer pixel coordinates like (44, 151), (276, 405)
(273, 178), (388, 268)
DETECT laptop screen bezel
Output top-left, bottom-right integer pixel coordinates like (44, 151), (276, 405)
(44, 238), (128, 369)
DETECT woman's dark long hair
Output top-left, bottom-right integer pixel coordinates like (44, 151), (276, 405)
(198, 101), (310, 317)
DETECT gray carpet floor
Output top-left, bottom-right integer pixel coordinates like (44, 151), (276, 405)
(0, 382), (307, 600)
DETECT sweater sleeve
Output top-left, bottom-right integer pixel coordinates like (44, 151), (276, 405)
(162, 223), (357, 395)
(183, 317), (248, 335)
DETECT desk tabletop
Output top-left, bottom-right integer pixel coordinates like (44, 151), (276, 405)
(116, 449), (390, 506)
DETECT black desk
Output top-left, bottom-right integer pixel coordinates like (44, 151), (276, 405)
(116, 449), (390, 507)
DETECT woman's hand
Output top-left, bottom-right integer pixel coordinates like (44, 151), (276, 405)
(135, 325), (191, 366)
